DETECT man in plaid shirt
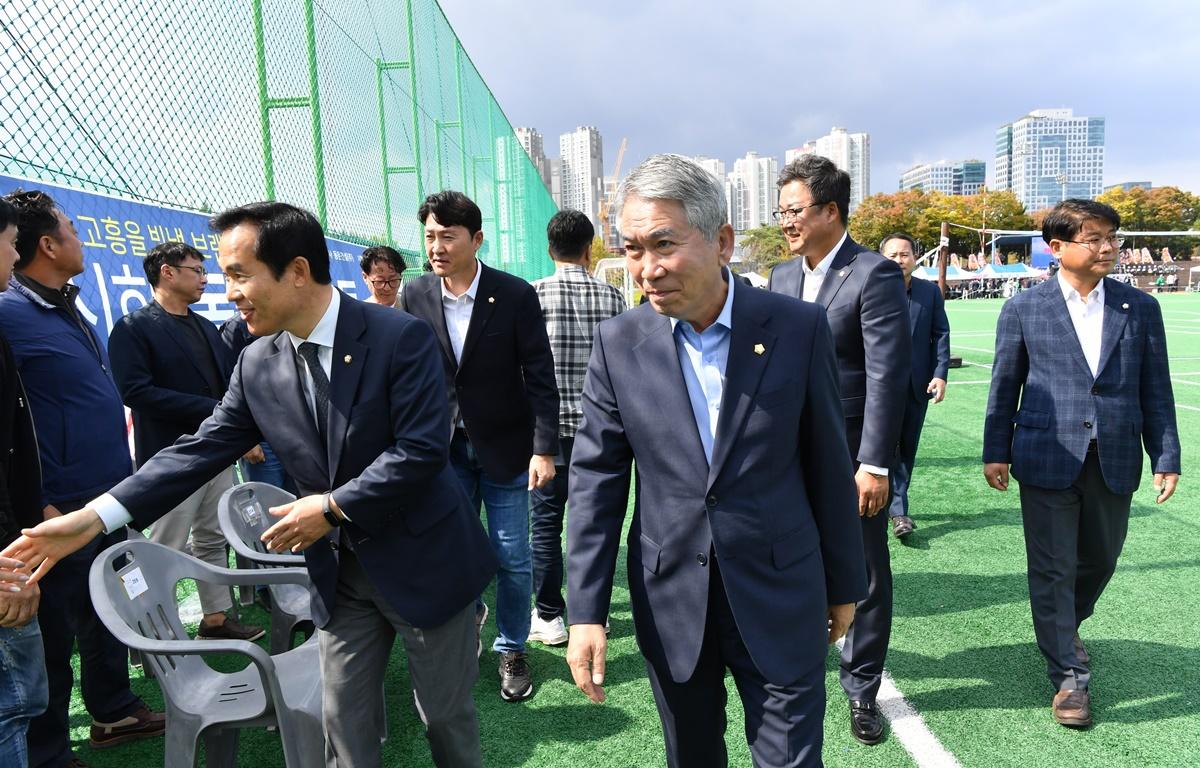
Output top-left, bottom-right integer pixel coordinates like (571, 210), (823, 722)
(529, 210), (627, 646)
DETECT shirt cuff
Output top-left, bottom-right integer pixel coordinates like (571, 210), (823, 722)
(860, 463), (890, 477)
(90, 493), (133, 533)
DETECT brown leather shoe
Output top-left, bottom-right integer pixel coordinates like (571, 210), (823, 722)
(1073, 632), (1089, 666)
(89, 705), (166, 748)
(1052, 689), (1092, 728)
(891, 516), (915, 538)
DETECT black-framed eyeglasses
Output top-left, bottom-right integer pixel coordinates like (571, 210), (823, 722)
(168, 264), (206, 277)
(771, 201), (826, 222)
(1067, 235), (1124, 252)
(369, 278), (401, 289)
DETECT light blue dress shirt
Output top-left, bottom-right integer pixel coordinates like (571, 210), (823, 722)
(671, 271), (735, 465)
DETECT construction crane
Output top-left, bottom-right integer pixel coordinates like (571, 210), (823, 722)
(597, 137), (627, 253)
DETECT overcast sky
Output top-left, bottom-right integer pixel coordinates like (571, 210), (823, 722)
(438, 0), (1199, 195)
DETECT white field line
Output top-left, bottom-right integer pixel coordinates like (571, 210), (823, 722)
(951, 344), (996, 356)
(949, 331), (996, 338)
(947, 380), (992, 385)
(1178, 403), (1200, 413)
(1171, 378), (1200, 387)
(961, 361), (993, 370)
(1164, 328), (1200, 335)
(1172, 371), (1200, 376)
(834, 639), (963, 768)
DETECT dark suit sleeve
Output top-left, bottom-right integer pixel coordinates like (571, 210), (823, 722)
(516, 283), (560, 456)
(982, 300), (1027, 464)
(107, 317), (220, 423)
(801, 309), (868, 606)
(858, 258), (911, 468)
(112, 353), (263, 528)
(565, 325), (634, 625)
(1138, 298), (1181, 474)
(931, 288), (951, 381)
(331, 318), (453, 535)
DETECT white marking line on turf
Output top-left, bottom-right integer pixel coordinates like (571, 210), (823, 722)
(1171, 378), (1200, 387)
(947, 380), (992, 384)
(961, 361), (993, 370)
(1178, 403), (1200, 413)
(835, 639), (962, 768)
(951, 344), (996, 356)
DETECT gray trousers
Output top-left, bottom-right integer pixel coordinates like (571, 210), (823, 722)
(1019, 449), (1131, 692)
(320, 549), (482, 768)
(148, 468), (235, 615)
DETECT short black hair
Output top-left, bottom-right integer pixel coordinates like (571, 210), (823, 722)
(360, 245), (406, 275)
(3, 189), (63, 269)
(0, 197), (17, 233)
(880, 232), (917, 254)
(546, 209), (594, 261)
(209, 201), (330, 284)
(144, 241), (204, 288)
(777, 155), (851, 225)
(418, 190), (482, 235)
(1042, 199), (1121, 243)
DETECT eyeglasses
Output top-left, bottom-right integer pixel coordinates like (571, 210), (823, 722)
(1067, 235), (1124, 252)
(771, 201), (826, 223)
(169, 264), (206, 277)
(369, 278), (401, 289)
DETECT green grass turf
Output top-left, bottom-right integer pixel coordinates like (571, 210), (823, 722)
(67, 293), (1200, 767)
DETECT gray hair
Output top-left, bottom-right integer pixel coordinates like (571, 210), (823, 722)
(615, 154), (727, 241)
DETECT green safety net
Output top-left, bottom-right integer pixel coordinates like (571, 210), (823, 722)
(0, 0), (557, 280)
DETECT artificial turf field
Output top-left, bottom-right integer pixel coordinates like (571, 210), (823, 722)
(68, 293), (1200, 767)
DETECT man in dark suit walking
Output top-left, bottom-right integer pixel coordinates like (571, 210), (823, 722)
(879, 233), (951, 539)
(565, 154), (866, 767)
(108, 241), (262, 641)
(7, 201), (499, 767)
(400, 191), (559, 702)
(984, 199), (1180, 728)
(767, 155), (910, 746)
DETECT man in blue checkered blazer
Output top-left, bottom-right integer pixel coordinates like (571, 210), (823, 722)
(983, 199), (1181, 730)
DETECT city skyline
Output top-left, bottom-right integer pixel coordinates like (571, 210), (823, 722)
(438, 0), (1199, 199)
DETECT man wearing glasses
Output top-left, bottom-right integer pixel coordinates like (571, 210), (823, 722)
(767, 155), (910, 747)
(107, 241), (264, 642)
(360, 245), (406, 308)
(984, 199), (1180, 728)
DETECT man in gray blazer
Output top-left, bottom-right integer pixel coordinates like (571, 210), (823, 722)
(984, 199), (1180, 728)
(767, 155), (910, 746)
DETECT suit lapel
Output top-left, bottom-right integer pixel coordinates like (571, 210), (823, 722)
(816, 239), (858, 309)
(1042, 282), (1094, 381)
(327, 295), (367, 480)
(634, 311), (709, 472)
(707, 290), (773, 488)
(266, 333), (327, 477)
(1095, 279), (1129, 377)
(416, 278), (456, 372)
(458, 261), (496, 367)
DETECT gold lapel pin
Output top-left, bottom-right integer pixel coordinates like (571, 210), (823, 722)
(753, 343), (765, 355)
(488, 296), (495, 303)
(343, 354), (352, 364)
(838, 270), (846, 277)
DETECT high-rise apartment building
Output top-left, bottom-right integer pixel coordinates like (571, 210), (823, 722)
(689, 156), (726, 184)
(899, 160), (986, 195)
(995, 108), (1104, 210)
(559, 126), (604, 227)
(515, 127), (550, 192)
(726, 151), (779, 231)
(785, 128), (870, 213)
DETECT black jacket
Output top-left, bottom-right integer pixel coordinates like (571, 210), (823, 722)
(0, 331), (43, 547)
(108, 302), (234, 467)
(401, 262), (559, 479)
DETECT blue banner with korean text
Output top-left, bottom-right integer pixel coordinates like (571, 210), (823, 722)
(0, 175), (372, 346)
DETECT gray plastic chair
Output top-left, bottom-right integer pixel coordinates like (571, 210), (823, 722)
(89, 538), (323, 768)
(217, 482), (314, 653)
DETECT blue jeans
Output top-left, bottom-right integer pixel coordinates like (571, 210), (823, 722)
(529, 437), (572, 621)
(450, 432), (531, 654)
(243, 441), (296, 495)
(0, 619), (48, 768)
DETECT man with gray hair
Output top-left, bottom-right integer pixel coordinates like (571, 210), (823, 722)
(565, 154), (866, 767)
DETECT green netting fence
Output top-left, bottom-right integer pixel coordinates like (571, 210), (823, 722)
(0, 0), (557, 280)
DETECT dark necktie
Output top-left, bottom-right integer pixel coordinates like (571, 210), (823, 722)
(297, 342), (329, 440)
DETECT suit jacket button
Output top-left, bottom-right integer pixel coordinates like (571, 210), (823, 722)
(1091, 387), (1099, 395)
(705, 494), (717, 506)
(696, 553), (708, 566)
(1083, 421), (1093, 429)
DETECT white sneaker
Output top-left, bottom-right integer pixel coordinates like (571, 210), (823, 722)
(528, 610), (568, 646)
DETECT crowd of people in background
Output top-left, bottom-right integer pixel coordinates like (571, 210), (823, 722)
(0, 152), (1182, 768)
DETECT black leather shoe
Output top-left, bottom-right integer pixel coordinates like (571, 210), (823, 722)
(850, 700), (884, 745)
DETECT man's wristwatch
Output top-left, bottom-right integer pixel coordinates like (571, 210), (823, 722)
(321, 493), (341, 528)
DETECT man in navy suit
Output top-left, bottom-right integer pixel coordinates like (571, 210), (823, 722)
(767, 156), (910, 745)
(984, 199), (1180, 729)
(879, 233), (950, 538)
(108, 241), (263, 641)
(565, 154), (866, 767)
(8, 202), (499, 767)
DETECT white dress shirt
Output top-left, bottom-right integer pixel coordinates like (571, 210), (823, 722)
(1058, 271), (1105, 379)
(441, 260), (482, 365)
(93, 289), (342, 533)
(801, 231), (848, 303)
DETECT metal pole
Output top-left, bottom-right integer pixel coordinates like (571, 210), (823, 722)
(376, 61), (392, 245)
(303, 0), (328, 226)
(404, 0), (423, 202)
(251, 0), (275, 199)
(938, 221), (949, 296)
(455, 42), (467, 188)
